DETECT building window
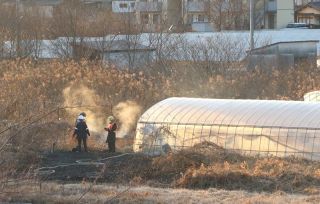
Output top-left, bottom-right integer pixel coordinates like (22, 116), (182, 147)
(197, 14), (205, 22)
(153, 14), (160, 24)
(141, 13), (149, 24)
(130, 2), (135, 7)
(119, 3), (128, 8)
(187, 14), (193, 24)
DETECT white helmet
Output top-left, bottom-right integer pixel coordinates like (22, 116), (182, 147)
(78, 115), (85, 121)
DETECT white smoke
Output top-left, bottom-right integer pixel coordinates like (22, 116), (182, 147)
(113, 101), (142, 138)
(62, 84), (142, 148)
(62, 83), (108, 149)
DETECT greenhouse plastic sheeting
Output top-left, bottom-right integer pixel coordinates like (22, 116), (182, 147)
(304, 91), (320, 102)
(134, 98), (320, 160)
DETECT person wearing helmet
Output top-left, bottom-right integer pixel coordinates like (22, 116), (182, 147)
(105, 116), (117, 153)
(73, 115), (90, 152)
(75, 112), (87, 126)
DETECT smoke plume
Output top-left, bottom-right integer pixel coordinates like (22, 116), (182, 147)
(62, 83), (108, 148)
(113, 101), (142, 138)
(62, 84), (142, 149)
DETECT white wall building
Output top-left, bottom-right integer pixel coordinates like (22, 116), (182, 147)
(112, 0), (136, 13)
(264, 0), (294, 29)
(111, 0), (181, 31)
(277, 0), (295, 28)
(182, 0), (213, 32)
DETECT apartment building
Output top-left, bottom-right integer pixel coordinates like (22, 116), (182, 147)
(135, 0), (165, 28)
(111, 0), (215, 32)
(0, 0), (62, 18)
(1, 0), (114, 18)
(182, 0), (212, 32)
(112, 0), (136, 13)
(112, 0), (296, 31)
(112, 0), (181, 31)
(263, 0), (294, 29)
(0, 0), (296, 32)
(295, 0), (320, 7)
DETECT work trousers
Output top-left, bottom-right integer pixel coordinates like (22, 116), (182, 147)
(77, 136), (88, 152)
(107, 134), (116, 153)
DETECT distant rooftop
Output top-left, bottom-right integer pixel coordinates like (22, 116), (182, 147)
(72, 40), (156, 52)
(249, 40), (319, 53)
(298, 2), (320, 11)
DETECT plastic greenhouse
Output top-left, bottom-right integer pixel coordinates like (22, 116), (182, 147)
(134, 97), (320, 160)
(304, 91), (320, 102)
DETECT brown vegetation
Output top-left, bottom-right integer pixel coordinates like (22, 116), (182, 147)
(2, 142), (320, 203)
(94, 142), (320, 194)
(0, 57), (320, 202)
(0, 1), (319, 203)
(1, 58), (319, 124)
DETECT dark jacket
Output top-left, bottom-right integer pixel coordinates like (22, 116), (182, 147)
(74, 121), (90, 138)
(106, 123), (117, 142)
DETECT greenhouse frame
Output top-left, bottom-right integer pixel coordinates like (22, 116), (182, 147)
(304, 91), (320, 102)
(134, 97), (320, 160)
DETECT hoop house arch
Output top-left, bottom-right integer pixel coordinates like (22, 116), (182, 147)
(134, 97), (320, 160)
(304, 91), (320, 102)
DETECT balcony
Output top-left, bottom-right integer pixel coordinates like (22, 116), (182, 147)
(136, 2), (163, 12)
(187, 2), (206, 13)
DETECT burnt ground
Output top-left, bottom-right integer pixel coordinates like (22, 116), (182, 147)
(38, 151), (144, 182)
(37, 143), (320, 195)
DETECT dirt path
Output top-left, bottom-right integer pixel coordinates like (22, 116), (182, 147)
(3, 182), (320, 204)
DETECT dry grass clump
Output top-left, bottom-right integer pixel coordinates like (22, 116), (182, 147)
(1, 59), (320, 124)
(2, 142), (320, 202)
(10, 121), (72, 152)
(100, 142), (320, 194)
(0, 59), (172, 122)
(0, 121), (71, 183)
(97, 142), (320, 194)
(3, 182), (319, 204)
(171, 143), (320, 194)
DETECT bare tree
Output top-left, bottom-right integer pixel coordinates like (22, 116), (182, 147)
(0, 2), (50, 59)
(204, 0), (225, 31)
(203, 0), (266, 31)
(49, 1), (118, 59)
(0, 3), (17, 58)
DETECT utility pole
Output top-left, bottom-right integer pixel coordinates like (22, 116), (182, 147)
(250, 0), (254, 51)
(16, 0), (21, 58)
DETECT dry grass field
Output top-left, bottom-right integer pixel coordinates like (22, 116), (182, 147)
(3, 182), (320, 204)
(2, 141), (320, 203)
(2, 59), (320, 203)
